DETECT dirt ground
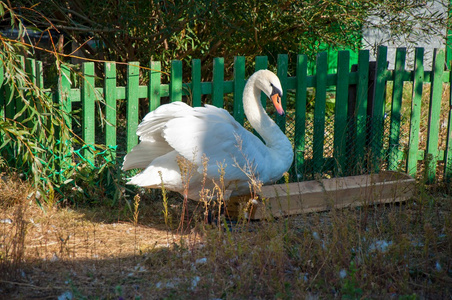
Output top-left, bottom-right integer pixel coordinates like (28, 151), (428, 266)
(1, 177), (452, 299)
(0, 178), (200, 299)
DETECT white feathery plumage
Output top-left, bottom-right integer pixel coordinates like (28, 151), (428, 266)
(123, 70), (294, 199)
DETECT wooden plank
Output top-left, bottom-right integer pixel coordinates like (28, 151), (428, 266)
(227, 171), (415, 220)
(388, 47), (406, 171)
(425, 48), (445, 182)
(82, 62), (96, 162)
(313, 52), (328, 174)
(233, 56), (245, 125)
(191, 59), (201, 107)
(212, 57), (224, 107)
(126, 62), (140, 153)
(354, 50), (370, 167)
(294, 54), (308, 180)
(170, 60), (182, 102)
(104, 62), (116, 160)
(371, 45), (388, 172)
(276, 54), (288, 132)
(149, 61), (161, 111)
(334, 51), (350, 175)
(407, 48), (424, 177)
(255, 56), (268, 108)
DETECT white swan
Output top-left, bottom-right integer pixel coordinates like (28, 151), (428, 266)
(122, 70), (294, 199)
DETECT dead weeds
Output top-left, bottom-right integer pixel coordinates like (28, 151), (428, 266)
(0, 175), (452, 299)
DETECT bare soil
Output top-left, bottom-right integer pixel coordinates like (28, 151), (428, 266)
(1, 177), (452, 299)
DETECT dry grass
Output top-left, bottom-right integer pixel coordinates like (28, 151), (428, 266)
(0, 171), (451, 299)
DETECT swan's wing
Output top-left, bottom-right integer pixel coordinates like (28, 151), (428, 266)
(137, 101), (193, 142)
(122, 102), (192, 171)
(163, 104), (271, 183)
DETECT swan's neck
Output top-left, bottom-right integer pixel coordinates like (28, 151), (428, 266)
(243, 83), (287, 149)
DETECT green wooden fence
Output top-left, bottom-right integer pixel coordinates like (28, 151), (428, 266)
(1, 46), (452, 183)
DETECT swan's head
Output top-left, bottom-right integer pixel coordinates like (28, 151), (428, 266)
(253, 70), (284, 116)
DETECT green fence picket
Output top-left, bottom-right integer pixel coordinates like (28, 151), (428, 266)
(4, 80), (13, 119)
(24, 58), (36, 128)
(36, 60), (44, 89)
(191, 59), (201, 107)
(294, 54), (308, 180)
(0, 56), (3, 118)
(104, 62), (116, 160)
(3, 53), (15, 120)
(149, 61), (161, 111)
(334, 51), (350, 175)
(82, 62), (96, 162)
(426, 49), (445, 182)
(313, 52), (328, 174)
(407, 48), (424, 177)
(15, 56), (25, 122)
(371, 45), (388, 171)
(0, 53), (5, 153)
(60, 64), (72, 128)
(354, 50), (370, 168)
(56, 63), (73, 177)
(388, 47), (406, 171)
(212, 57), (224, 107)
(233, 56), (245, 124)
(126, 62), (140, 153)
(25, 58), (36, 85)
(445, 76), (452, 181)
(276, 54), (288, 132)
(170, 60), (182, 102)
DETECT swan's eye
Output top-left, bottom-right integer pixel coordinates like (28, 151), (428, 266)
(270, 83), (282, 98)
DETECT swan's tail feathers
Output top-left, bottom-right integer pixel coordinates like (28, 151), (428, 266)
(126, 164), (182, 191)
(122, 141), (171, 171)
(125, 150), (182, 188)
(126, 168), (160, 188)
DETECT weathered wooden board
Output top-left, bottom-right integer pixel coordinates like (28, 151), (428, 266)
(226, 171), (415, 220)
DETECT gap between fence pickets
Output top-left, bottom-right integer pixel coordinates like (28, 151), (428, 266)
(226, 171), (416, 220)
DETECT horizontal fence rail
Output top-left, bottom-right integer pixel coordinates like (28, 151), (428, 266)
(1, 46), (451, 184)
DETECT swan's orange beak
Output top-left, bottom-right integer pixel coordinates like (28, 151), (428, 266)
(271, 94), (285, 116)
